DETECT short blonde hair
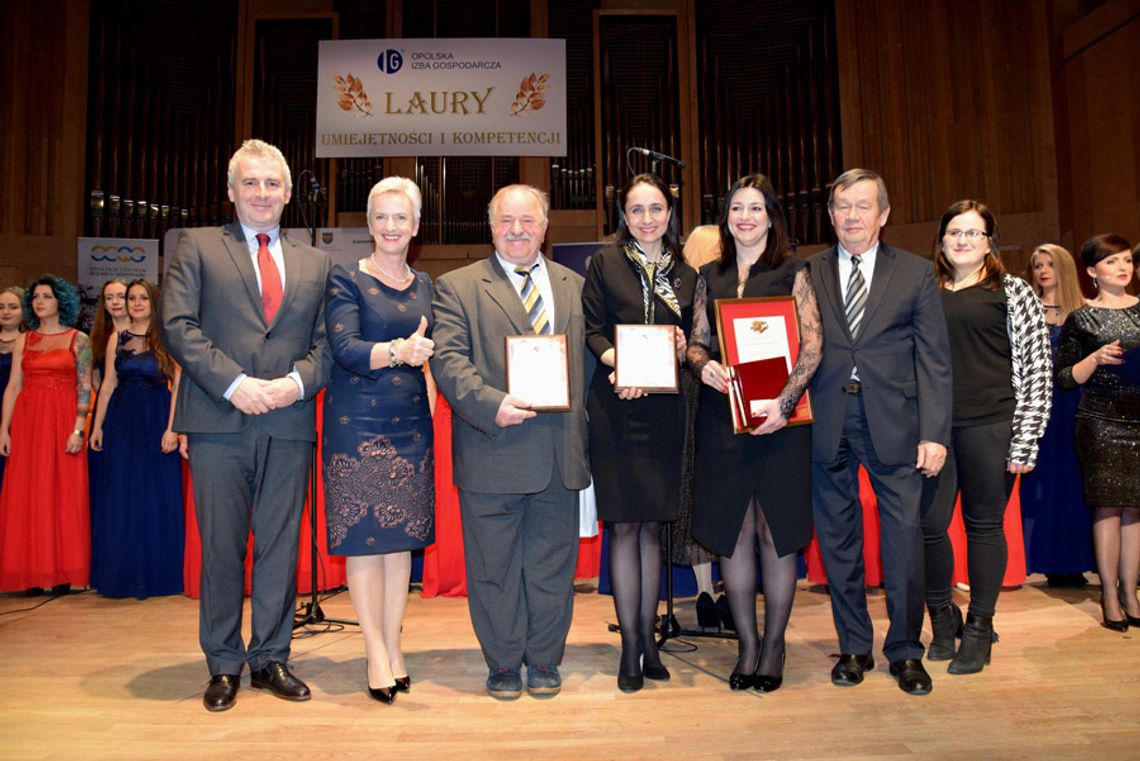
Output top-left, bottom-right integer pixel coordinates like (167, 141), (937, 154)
(487, 184), (549, 227)
(227, 139), (292, 191)
(367, 176), (423, 223)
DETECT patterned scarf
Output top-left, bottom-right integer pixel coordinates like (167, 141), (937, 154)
(623, 239), (681, 324)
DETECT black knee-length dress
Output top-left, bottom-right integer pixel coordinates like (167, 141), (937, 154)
(690, 258), (814, 557)
(583, 244), (697, 523)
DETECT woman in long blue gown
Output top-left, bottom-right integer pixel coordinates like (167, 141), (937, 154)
(89, 279), (184, 598)
(1018, 245), (1094, 585)
(0, 286), (24, 490)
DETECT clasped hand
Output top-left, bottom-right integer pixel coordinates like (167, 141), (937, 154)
(230, 376), (301, 415)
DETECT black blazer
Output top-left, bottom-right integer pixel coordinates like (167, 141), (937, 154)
(808, 243), (952, 465)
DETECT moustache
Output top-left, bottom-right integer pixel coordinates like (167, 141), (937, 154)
(503, 233), (533, 242)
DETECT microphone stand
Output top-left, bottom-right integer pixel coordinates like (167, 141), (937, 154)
(293, 175), (356, 631)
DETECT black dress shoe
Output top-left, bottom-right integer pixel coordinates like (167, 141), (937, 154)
(754, 649), (786, 693)
(368, 685), (397, 704)
(203, 674), (240, 712)
(617, 671), (644, 692)
(889, 658), (933, 695)
(696, 592), (719, 629)
(643, 661), (670, 681)
(250, 661), (311, 702)
(715, 594), (736, 632)
(392, 675), (411, 693)
(830, 653), (874, 686)
(728, 670), (756, 690)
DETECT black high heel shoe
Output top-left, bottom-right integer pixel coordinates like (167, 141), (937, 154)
(754, 648), (786, 693)
(368, 685), (397, 704)
(729, 644), (760, 691)
(715, 594), (736, 632)
(696, 592), (718, 629)
(1102, 595), (1129, 632)
(1117, 587), (1140, 627)
(392, 675), (411, 693)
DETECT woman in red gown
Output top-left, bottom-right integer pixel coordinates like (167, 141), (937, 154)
(0, 275), (92, 594)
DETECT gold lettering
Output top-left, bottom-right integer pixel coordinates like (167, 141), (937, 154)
(471, 87), (493, 114)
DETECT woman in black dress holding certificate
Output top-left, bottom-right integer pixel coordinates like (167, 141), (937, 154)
(687, 174), (822, 692)
(1056, 234), (1140, 630)
(583, 173), (696, 692)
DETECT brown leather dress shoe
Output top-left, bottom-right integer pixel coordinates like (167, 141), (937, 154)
(250, 661), (311, 702)
(830, 653), (874, 686)
(203, 674), (240, 712)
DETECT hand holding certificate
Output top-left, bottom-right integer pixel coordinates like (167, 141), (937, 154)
(715, 296), (814, 434)
(614, 324), (679, 394)
(505, 334), (571, 412)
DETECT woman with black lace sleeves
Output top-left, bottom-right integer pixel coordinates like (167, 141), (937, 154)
(1056, 234), (1140, 631)
(687, 174), (822, 693)
(322, 177), (436, 704)
(919, 200), (1052, 675)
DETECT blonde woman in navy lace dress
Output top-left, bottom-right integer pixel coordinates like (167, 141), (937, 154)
(323, 177), (436, 704)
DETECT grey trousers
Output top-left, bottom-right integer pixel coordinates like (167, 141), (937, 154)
(188, 429), (313, 675)
(459, 475), (579, 670)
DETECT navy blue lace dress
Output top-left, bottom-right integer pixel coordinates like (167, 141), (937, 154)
(322, 264), (435, 556)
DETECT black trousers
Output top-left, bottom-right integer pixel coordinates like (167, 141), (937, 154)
(920, 419), (1015, 617)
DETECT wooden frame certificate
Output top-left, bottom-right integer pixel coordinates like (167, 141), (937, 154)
(714, 296), (814, 433)
(505, 334), (571, 412)
(614, 324), (679, 393)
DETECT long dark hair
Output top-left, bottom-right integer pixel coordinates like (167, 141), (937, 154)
(716, 173), (791, 271)
(615, 174), (681, 256)
(126, 279), (176, 382)
(90, 278), (129, 374)
(934, 199), (1004, 290)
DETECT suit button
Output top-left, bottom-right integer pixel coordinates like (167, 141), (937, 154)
(266, 331), (272, 338)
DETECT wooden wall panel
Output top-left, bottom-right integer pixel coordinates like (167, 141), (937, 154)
(1061, 1), (1140, 249)
(0, 0), (89, 286)
(835, 0), (1061, 261)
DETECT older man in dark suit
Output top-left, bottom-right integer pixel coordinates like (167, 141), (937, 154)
(161, 139), (331, 712)
(809, 168), (952, 696)
(430, 184), (589, 700)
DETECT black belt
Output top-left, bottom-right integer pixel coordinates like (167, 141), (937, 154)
(842, 381), (862, 394)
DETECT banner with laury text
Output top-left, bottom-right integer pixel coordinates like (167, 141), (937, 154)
(316, 38), (566, 157)
(76, 237), (159, 331)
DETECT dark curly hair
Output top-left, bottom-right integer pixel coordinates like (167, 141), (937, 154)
(23, 274), (81, 329)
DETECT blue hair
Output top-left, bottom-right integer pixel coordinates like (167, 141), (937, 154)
(23, 274), (81, 329)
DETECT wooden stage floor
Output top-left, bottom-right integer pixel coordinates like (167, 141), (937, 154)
(2, 577), (1138, 760)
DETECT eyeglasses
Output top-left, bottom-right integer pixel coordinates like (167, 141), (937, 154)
(944, 229), (989, 241)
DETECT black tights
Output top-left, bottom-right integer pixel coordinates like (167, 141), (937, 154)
(609, 520), (664, 676)
(720, 498), (796, 676)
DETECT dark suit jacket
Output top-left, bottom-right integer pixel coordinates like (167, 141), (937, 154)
(160, 222), (332, 441)
(430, 255), (590, 494)
(809, 243), (952, 465)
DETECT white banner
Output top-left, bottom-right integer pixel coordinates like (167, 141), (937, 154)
(316, 38), (567, 158)
(76, 237), (159, 330)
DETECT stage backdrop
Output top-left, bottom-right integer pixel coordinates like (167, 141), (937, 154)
(76, 237), (159, 329)
(316, 38), (567, 157)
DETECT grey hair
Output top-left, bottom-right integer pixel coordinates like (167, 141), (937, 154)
(487, 184), (550, 227)
(366, 177), (423, 223)
(828, 168), (890, 210)
(227, 139), (293, 191)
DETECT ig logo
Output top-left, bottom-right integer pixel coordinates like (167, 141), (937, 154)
(377, 49), (403, 74)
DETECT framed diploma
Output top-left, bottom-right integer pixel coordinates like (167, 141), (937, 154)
(614, 324), (679, 393)
(504, 334), (571, 412)
(714, 296), (814, 433)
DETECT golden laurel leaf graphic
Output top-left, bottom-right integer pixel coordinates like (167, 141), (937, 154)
(750, 320), (769, 334)
(511, 72), (550, 117)
(333, 73), (372, 117)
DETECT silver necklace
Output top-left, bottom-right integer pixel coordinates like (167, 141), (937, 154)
(369, 254), (413, 283)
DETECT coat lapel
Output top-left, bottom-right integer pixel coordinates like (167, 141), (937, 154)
(481, 257), (533, 335)
(275, 231), (305, 328)
(549, 261), (573, 334)
(816, 246), (850, 340)
(222, 222), (266, 325)
(861, 244), (898, 337)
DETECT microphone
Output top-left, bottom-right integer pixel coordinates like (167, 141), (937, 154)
(308, 178), (322, 204)
(631, 147), (688, 169)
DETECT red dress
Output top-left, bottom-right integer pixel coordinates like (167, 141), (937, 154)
(0, 330), (90, 590)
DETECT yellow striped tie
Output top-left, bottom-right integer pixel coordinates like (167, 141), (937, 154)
(515, 264), (550, 335)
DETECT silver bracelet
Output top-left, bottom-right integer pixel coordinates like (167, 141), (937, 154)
(389, 338), (405, 367)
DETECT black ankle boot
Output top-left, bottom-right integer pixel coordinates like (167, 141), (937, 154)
(926, 603), (963, 661)
(948, 614), (993, 675)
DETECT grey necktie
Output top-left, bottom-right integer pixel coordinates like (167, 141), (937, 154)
(844, 254), (867, 338)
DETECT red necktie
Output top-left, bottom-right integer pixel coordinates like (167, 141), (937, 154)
(256, 233), (283, 323)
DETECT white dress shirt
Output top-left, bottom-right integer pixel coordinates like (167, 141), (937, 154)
(494, 252), (557, 330)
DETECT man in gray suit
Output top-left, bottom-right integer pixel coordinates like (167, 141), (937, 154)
(161, 139), (331, 712)
(809, 168), (952, 696)
(430, 184), (589, 700)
